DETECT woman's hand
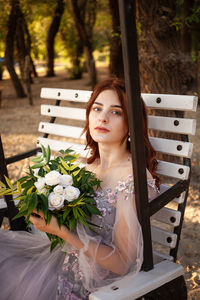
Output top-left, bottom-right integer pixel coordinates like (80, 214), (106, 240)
(29, 210), (60, 236)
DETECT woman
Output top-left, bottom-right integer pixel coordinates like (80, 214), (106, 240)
(0, 78), (159, 300)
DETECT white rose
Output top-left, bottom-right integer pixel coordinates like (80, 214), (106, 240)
(45, 171), (61, 186)
(34, 177), (45, 193)
(64, 186), (80, 202)
(60, 174), (73, 187)
(48, 192), (64, 210)
(53, 185), (64, 195)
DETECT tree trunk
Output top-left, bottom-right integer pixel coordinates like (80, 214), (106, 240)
(109, 0), (124, 78)
(46, 0), (65, 77)
(16, 8), (28, 79)
(71, 0), (97, 88)
(23, 15), (38, 78)
(137, 0), (196, 94)
(181, 0), (194, 54)
(5, 0), (26, 98)
(70, 40), (84, 79)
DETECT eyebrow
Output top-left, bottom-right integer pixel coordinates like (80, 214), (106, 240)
(93, 101), (122, 109)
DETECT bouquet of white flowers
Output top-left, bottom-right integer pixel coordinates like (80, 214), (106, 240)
(0, 146), (101, 251)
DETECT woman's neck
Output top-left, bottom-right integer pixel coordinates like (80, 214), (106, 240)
(97, 142), (130, 171)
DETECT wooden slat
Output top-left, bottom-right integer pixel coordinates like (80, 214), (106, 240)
(148, 115), (196, 135)
(0, 197), (19, 209)
(152, 207), (181, 227)
(41, 88), (198, 112)
(151, 226), (177, 248)
(142, 93), (198, 112)
(153, 250), (174, 263)
(41, 105), (86, 121)
(37, 137), (89, 157)
(156, 160), (190, 179)
(38, 122), (85, 139)
(89, 261), (184, 300)
(160, 184), (185, 204)
(149, 137), (193, 158)
(41, 88), (91, 102)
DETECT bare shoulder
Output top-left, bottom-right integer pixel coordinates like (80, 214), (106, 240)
(146, 169), (153, 180)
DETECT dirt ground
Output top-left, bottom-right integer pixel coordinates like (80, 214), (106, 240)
(0, 66), (199, 299)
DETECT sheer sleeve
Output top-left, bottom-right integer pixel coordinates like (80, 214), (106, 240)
(61, 175), (159, 292)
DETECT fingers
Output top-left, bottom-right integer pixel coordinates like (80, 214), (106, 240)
(32, 209), (44, 219)
(29, 214), (45, 229)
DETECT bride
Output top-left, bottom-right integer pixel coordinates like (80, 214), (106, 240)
(0, 78), (159, 300)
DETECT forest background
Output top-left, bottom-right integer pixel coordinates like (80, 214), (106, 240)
(0, 0), (199, 299)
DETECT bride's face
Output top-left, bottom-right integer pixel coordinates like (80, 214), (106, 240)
(89, 89), (128, 145)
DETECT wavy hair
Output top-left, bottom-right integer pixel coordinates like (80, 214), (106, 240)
(82, 78), (160, 187)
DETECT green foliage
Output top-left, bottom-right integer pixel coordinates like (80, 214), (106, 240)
(0, 145), (102, 252)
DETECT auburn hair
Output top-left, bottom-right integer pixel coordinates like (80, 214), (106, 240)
(82, 78), (160, 187)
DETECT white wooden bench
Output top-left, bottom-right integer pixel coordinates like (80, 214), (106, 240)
(0, 87), (198, 299)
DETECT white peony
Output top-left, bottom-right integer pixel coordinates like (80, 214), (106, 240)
(64, 186), (80, 202)
(60, 174), (73, 187)
(34, 177), (45, 193)
(45, 171), (61, 186)
(48, 192), (64, 210)
(53, 185), (64, 195)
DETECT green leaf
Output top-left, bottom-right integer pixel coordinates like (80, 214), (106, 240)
(60, 166), (68, 175)
(63, 207), (71, 220)
(29, 166), (34, 177)
(12, 205), (28, 220)
(86, 204), (102, 215)
(69, 164), (80, 171)
(17, 181), (22, 193)
(31, 155), (43, 163)
(46, 145), (51, 164)
(0, 181), (6, 188)
(68, 218), (76, 231)
(40, 194), (48, 211)
(73, 207), (78, 219)
(27, 193), (38, 216)
(4, 176), (13, 189)
(38, 167), (45, 177)
(47, 211), (52, 225)
(14, 176), (29, 186)
(59, 158), (70, 171)
(77, 207), (87, 218)
(50, 239), (59, 252)
(14, 195), (26, 201)
(72, 169), (80, 177)
(59, 150), (65, 155)
(57, 216), (63, 228)
(41, 144), (46, 158)
(31, 162), (45, 169)
(27, 186), (34, 194)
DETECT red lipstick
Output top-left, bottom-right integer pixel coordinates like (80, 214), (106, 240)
(95, 126), (110, 132)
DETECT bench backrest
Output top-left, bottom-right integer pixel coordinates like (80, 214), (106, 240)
(39, 87), (198, 262)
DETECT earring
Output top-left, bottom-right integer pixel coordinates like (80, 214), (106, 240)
(128, 135), (131, 142)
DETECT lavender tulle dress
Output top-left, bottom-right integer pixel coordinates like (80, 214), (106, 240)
(0, 176), (158, 300)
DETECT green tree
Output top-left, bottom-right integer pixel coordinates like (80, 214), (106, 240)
(59, 3), (84, 79)
(71, 0), (97, 88)
(46, 0), (65, 77)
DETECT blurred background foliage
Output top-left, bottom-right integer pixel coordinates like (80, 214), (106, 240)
(0, 0), (199, 97)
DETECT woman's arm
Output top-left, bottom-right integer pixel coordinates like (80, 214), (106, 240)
(29, 203), (138, 276)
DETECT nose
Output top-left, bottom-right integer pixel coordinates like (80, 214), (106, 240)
(99, 111), (108, 124)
